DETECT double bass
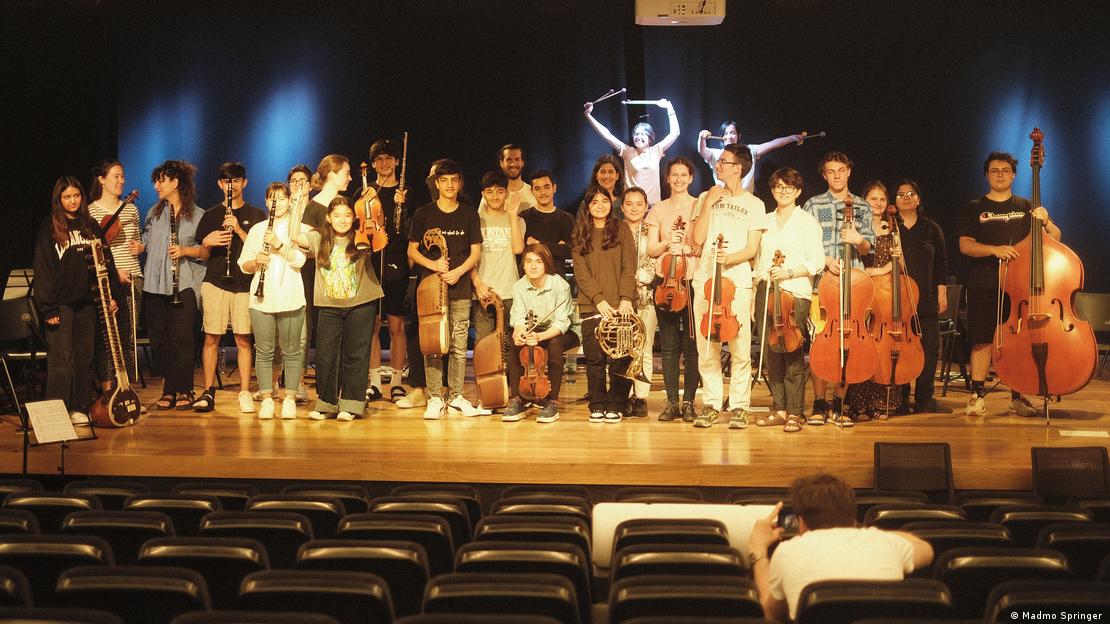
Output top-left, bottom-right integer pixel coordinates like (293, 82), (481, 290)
(417, 228), (450, 355)
(993, 128), (1096, 413)
(354, 162), (388, 252)
(473, 291), (509, 409)
(699, 234), (740, 342)
(766, 250), (803, 353)
(810, 195), (877, 385)
(870, 206), (925, 387)
(88, 239), (141, 428)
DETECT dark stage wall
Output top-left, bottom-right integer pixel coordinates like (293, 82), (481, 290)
(4, 0), (1109, 290)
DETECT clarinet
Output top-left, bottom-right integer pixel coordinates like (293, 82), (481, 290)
(254, 197), (278, 299)
(223, 184), (234, 277)
(168, 201), (181, 305)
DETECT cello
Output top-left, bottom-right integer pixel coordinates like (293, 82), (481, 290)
(810, 195), (878, 385)
(993, 128), (1096, 417)
(766, 250), (804, 353)
(417, 228), (450, 355)
(870, 205), (925, 387)
(699, 234), (740, 342)
(473, 291), (509, 409)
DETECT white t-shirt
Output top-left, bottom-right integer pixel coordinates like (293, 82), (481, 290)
(239, 218), (308, 314)
(705, 143), (760, 191)
(476, 206), (524, 299)
(620, 143), (665, 205)
(693, 189), (766, 287)
(478, 181), (535, 215)
(755, 206), (826, 300)
(769, 527), (916, 620)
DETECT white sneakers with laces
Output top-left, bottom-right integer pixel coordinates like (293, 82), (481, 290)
(424, 396), (445, 420)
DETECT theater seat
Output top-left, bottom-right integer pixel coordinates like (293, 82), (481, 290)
(282, 483), (372, 514)
(60, 510), (175, 564)
(473, 515), (591, 561)
(0, 566), (30, 607)
(337, 513), (455, 576)
(370, 496), (471, 551)
(237, 570), (394, 624)
(0, 607), (124, 623)
(932, 547), (1072, 618)
(794, 578), (954, 624)
(955, 490), (1043, 522)
(491, 496), (591, 523)
(985, 579), (1110, 621)
(63, 481), (151, 512)
(0, 535), (114, 606)
(198, 511), (313, 569)
(988, 505), (1093, 547)
(0, 509), (38, 536)
(123, 494), (222, 537)
(1035, 522), (1110, 580)
(392, 484), (483, 526)
(172, 482), (260, 511)
(137, 536), (269, 610)
(423, 572), (579, 624)
(613, 487), (703, 504)
(171, 612), (339, 624)
(501, 485), (591, 504)
(611, 518), (729, 561)
(903, 521), (1014, 562)
(54, 565), (211, 624)
(246, 495), (346, 539)
(396, 615), (560, 624)
(2, 493), (101, 533)
(297, 539), (428, 617)
(610, 543), (746, 584)
(607, 574), (762, 624)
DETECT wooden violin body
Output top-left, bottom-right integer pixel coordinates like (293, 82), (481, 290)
(870, 211), (925, 385)
(519, 311), (552, 401)
(810, 196), (878, 384)
(767, 250), (803, 354)
(88, 239), (141, 428)
(417, 228), (450, 355)
(474, 292), (509, 409)
(699, 234), (740, 342)
(98, 189), (139, 244)
(654, 216), (689, 312)
(994, 128), (1096, 397)
(355, 162), (388, 252)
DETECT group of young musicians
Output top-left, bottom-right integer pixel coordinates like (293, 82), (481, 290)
(33, 113), (1059, 429)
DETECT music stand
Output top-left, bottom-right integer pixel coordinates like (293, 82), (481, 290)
(21, 399), (97, 476)
(3, 269), (33, 300)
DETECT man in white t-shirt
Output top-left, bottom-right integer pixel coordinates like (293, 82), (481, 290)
(748, 473), (934, 622)
(478, 144), (536, 215)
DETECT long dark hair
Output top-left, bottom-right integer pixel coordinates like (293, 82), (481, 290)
(150, 160), (198, 220)
(317, 196), (365, 270)
(571, 185), (621, 255)
(50, 176), (97, 247)
(590, 154), (625, 197)
(89, 159), (122, 202)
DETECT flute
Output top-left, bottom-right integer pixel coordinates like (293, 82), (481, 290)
(254, 196), (278, 299)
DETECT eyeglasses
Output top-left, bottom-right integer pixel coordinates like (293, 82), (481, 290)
(988, 168), (1013, 175)
(895, 191), (918, 198)
(772, 185), (797, 193)
(718, 159), (741, 167)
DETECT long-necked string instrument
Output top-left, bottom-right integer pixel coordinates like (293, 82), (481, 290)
(474, 291), (509, 409)
(417, 228), (450, 355)
(88, 239), (141, 428)
(810, 195), (877, 386)
(871, 206), (925, 416)
(993, 127), (1096, 424)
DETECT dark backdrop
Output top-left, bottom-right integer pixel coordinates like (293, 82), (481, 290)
(4, 0), (1109, 290)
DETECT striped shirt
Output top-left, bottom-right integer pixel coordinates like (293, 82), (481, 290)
(89, 200), (143, 277)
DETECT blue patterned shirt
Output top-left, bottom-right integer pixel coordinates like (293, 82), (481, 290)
(801, 190), (876, 271)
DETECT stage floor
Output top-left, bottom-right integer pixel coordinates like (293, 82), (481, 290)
(3, 365), (1108, 491)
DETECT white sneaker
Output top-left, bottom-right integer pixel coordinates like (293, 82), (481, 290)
(295, 382), (309, 403)
(1009, 395), (1039, 417)
(475, 402), (494, 416)
(448, 395), (482, 417)
(69, 411), (90, 425)
(605, 411), (623, 423)
(424, 396), (445, 420)
(258, 398), (275, 420)
(307, 410), (328, 420)
(238, 391), (256, 413)
(965, 395), (986, 416)
(281, 397), (297, 419)
(396, 389), (427, 409)
(337, 411), (356, 421)
(589, 411), (605, 423)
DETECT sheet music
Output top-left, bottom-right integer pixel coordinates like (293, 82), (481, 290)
(26, 399), (79, 444)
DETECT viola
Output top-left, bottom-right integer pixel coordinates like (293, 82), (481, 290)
(766, 249), (803, 353)
(993, 128), (1096, 402)
(354, 162), (389, 252)
(99, 189), (139, 244)
(474, 291), (509, 409)
(654, 215), (689, 312)
(809, 195), (878, 385)
(519, 310), (552, 401)
(699, 234), (740, 342)
(870, 206), (925, 386)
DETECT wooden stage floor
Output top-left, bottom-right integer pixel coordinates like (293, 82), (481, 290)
(3, 365), (1108, 491)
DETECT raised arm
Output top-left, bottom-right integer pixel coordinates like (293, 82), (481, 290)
(697, 130), (715, 163)
(583, 101), (628, 152)
(654, 99), (681, 153)
(750, 133), (803, 159)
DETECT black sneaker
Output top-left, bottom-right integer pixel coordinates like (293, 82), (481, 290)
(501, 396), (527, 422)
(628, 398), (647, 418)
(536, 400), (560, 423)
(680, 401), (697, 423)
(658, 401), (680, 422)
(914, 400), (954, 414)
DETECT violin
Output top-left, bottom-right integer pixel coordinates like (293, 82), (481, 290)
(354, 162), (388, 252)
(809, 195), (878, 385)
(99, 189), (139, 244)
(870, 206), (925, 386)
(474, 291), (509, 409)
(519, 310), (552, 401)
(699, 234), (740, 342)
(993, 128), (1096, 403)
(766, 250), (803, 353)
(654, 215), (689, 312)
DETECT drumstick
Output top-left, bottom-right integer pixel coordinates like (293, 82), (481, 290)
(589, 87), (626, 106)
(620, 99), (664, 106)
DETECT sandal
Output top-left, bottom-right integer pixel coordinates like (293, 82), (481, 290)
(155, 393), (175, 410)
(876, 412), (890, 421)
(806, 413), (826, 426)
(191, 390), (214, 412)
(174, 391), (195, 410)
(783, 416), (803, 433)
(390, 386), (406, 402)
(365, 385), (383, 402)
(856, 412), (872, 423)
(755, 411), (788, 427)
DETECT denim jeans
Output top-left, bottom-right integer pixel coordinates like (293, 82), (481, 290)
(314, 301), (377, 414)
(251, 307), (306, 394)
(656, 305), (700, 403)
(753, 282), (811, 415)
(425, 298), (472, 399)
